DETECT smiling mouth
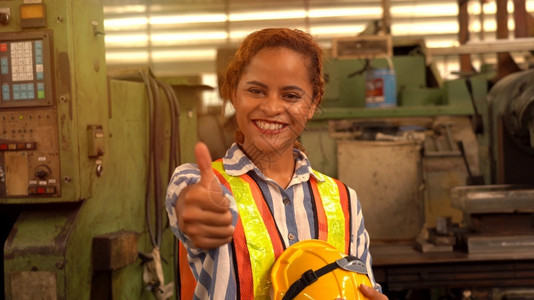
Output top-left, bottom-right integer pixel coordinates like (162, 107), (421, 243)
(254, 120), (286, 131)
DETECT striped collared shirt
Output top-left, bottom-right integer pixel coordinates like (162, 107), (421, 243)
(165, 143), (379, 299)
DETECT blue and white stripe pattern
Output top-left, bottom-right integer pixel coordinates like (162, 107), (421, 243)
(165, 143), (380, 299)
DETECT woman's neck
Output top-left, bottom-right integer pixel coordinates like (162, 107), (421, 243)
(241, 144), (295, 189)
(262, 155), (295, 189)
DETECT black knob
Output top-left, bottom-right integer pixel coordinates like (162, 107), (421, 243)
(35, 170), (48, 179)
(0, 13), (9, 26)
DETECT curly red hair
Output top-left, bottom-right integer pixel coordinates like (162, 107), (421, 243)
(220, 28), (324, 109)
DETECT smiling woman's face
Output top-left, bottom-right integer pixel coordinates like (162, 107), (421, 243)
(233, 46), (317, 159)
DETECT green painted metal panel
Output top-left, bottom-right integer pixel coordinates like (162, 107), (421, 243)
(443, 74), (488, 106)
(398, 87), (444, 106)
(313, 104), (474, 121)
(4, 77), (182, 300)
(2, 1), (193, 299)
(4, 208), (78, 299)
(69, 0), (110, 200)
(318, 55), (484, 121)
(322, 55), (427, 108)
(301, 124), (337, 177)
(393, 55), (427, 89)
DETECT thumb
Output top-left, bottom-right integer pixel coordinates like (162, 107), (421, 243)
(195, 142), (216, 188)
(195, 142), (227, 209)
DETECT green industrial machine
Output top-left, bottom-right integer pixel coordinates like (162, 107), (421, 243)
(297, 34), (534, 297)
(303, 38), (489, 177)
(301, 37), (491, 241)
(0, 1), (198, 299)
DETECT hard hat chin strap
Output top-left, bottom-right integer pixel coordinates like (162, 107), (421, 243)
(281, 256), (368, 300)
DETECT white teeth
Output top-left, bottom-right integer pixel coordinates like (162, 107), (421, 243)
(256, 120), (283, 130)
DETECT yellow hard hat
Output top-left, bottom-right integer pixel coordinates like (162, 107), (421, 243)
(271, 239), (372, 300)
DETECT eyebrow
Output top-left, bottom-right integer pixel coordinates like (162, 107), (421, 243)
(245, 80), (267, 88)
(245, 80), (305, 93)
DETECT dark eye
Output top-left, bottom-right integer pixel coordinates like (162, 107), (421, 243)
(248, 87), (265, 97)
(283, 93), (302, 102)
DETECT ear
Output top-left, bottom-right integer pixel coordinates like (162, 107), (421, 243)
(307, 99), (318, 120)
(230, 92), (238, 107)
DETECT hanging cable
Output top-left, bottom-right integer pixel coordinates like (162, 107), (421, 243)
(156, 79), (181, 179)
(139, 70), (181, 299)
(149, 74), (164, 247)
(154, 78), (183, 299)
(138, 69), (183, 300)
(158, 81), (181, 299)
(139, 70), (158, 248)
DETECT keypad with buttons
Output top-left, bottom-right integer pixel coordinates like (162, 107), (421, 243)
(0, 36), (49, 106)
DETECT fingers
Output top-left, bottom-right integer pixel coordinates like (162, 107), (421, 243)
(183, 219), (234, 239)
(180, 201), (234, 227)
(178, 191), (235, 249)
(180, 217), (234, 241)
(359, 284), (389, 300)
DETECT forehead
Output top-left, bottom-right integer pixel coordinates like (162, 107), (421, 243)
(249, 46), (308, 65)
(241, 47), (311, 82)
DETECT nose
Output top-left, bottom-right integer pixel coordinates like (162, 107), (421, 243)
(260, 93), (285, 115)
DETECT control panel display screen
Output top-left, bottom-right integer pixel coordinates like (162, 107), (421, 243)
(0, 31), (53, 108)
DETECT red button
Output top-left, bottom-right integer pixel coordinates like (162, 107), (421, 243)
(0, 144), (7, 150)
(37, 187), (45, 194)
(0, 44), (7, 52)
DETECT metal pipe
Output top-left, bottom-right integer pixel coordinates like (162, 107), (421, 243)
(513, 0), (528, 38)
(478, 0), (486, 64)
(381, 0), (391, 34)
(496, 0), (521, 79)
(458, 0), (473, 72)
(426, 37), (534, 56)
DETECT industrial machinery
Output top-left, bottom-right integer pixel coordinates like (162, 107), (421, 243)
(450, 69), (534, 254)
(0, 1), (199, 299)
(302, 36), (488, 241)
(299, 33), (534, 297)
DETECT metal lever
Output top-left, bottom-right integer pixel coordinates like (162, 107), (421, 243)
(457, 141), (484, 185)
(465, 77), (484, 134)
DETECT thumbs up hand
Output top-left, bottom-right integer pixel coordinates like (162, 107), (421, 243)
(175, 142), (234, 249)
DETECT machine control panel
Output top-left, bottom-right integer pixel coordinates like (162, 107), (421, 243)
(0, 109), (61, 198)
(0, 31), (59, 199)
(0, 31), (53, 108)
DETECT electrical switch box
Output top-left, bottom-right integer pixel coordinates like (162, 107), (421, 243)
(87, 124), (104, 158)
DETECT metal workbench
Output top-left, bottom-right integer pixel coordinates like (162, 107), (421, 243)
(371, 243), (534, 291)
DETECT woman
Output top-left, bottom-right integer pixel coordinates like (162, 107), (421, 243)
(166, 28), (387, 299)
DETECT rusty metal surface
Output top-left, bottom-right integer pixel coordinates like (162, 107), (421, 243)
(463, 235), (534, 254)
(4, 206), (79, 259)
(371, 243), (534, 290)
(470, 213), (534, 235)
(458, 0), (474, 73)
(379, 259), (534, 290)
(451, 185), (534, 214)
(92, 231), (139, 271)
(1, 109), (61, 200)
(10, 271), (57, 300)
(371, 242), (534, 265)
(337, 140), (423, 241)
